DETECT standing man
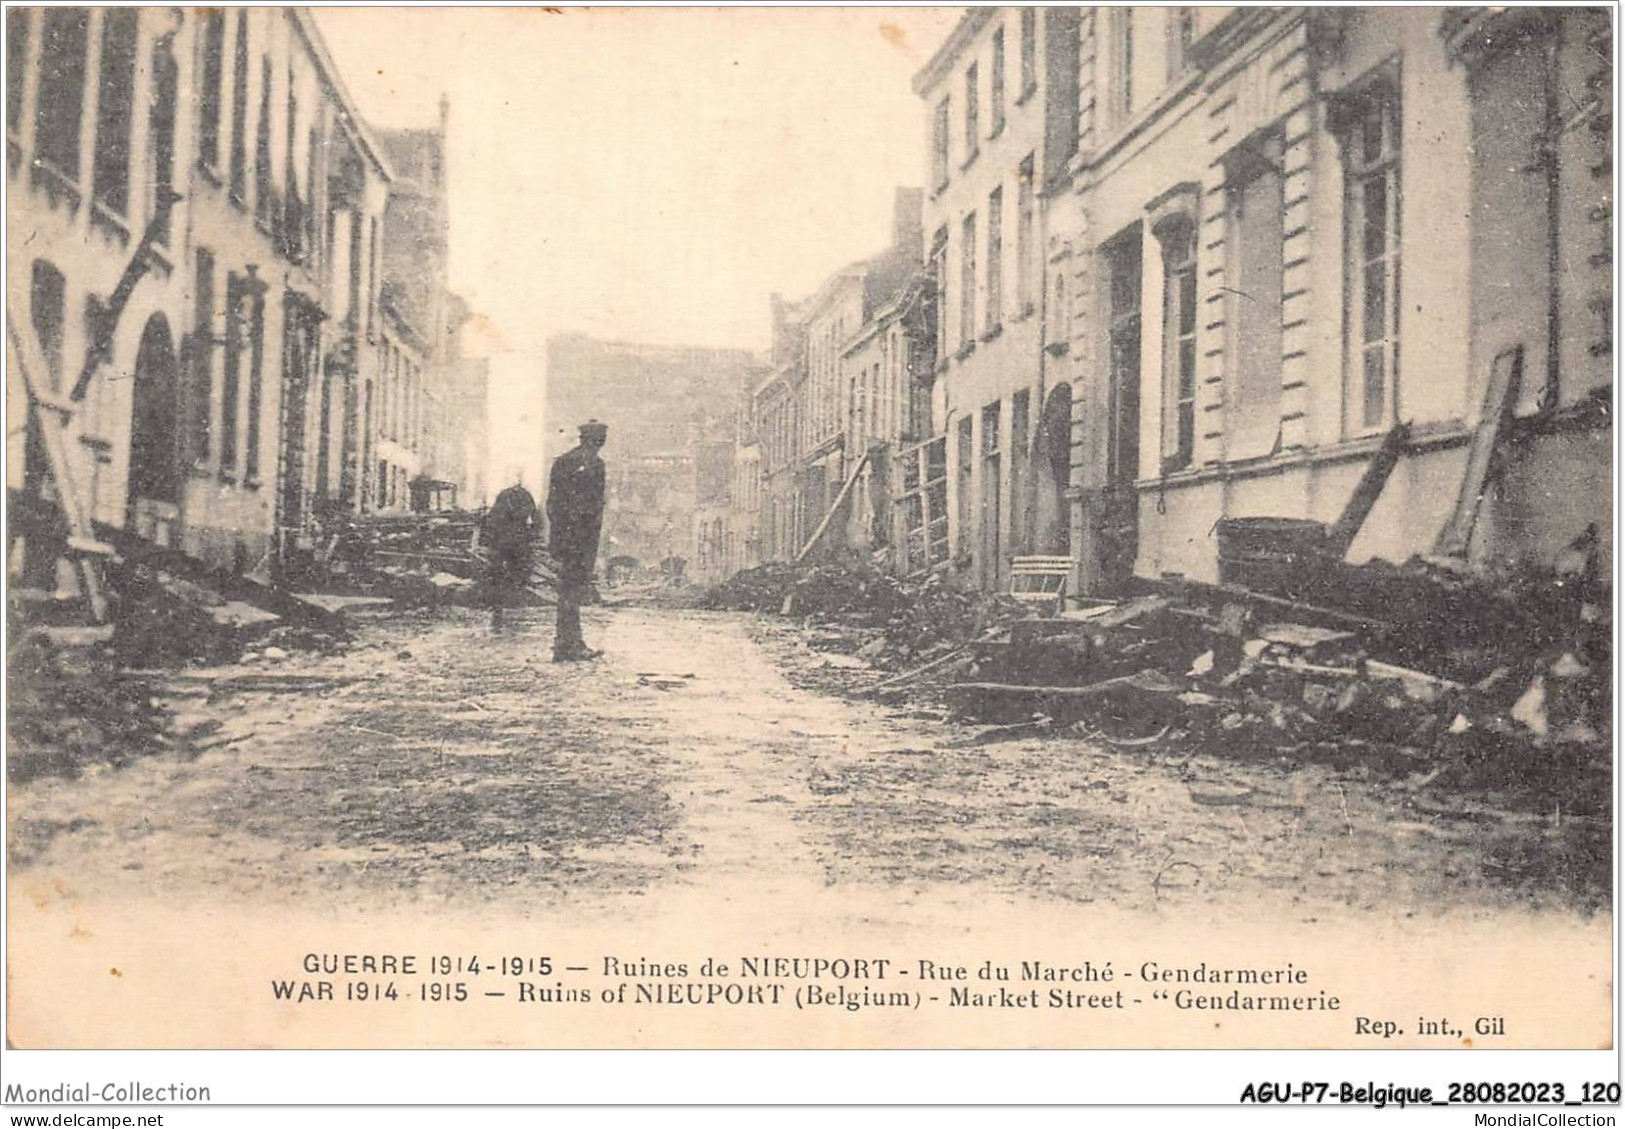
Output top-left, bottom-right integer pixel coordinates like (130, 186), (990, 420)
(482, 471), (540, 632)
(547, 420), (608, 661)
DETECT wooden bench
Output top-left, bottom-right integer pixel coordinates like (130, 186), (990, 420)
(1009, 555), (1072, 616)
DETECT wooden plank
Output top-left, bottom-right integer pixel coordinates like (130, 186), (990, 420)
(1325, 419), (1411, 556)
(795, 448), (872, 564)
(7, 317), (108, 621)
(1435, 344), (1524, 558)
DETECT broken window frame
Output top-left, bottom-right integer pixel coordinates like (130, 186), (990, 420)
(898, 434), (950, 574)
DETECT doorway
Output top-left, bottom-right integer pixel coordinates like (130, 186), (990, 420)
(128, 315), (182, 510)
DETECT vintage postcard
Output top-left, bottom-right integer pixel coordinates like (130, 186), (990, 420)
(2, 1), (1615, 1085)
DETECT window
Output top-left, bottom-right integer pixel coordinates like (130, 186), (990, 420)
(985, 186), (1003, 333)
(244, 278), (265, 483)
(1343, 86), (1402, 434)
(190, 250), (215, 461)
(1158, 217), (1198, 471)
(963, 64), (979, 161)
(1019, 8), (1037, 98)
(92, 8), (137, 218)
(1168, 8), (1195, 81)
(1225, 130), (1285, 459)
(348, 210), (363, 325)
(8, 9), (30, 140)
(148, 41), (178, 244)
(900, 435), (949, 572)
(1016, 155), (1035, 313)
(1010, 389), (1030, 551)
(931, 97), (949, 186)
(35, 9), (89, 186)
(990, 27), (1006, 137)
(1106, 230), (1143, 488)
(254, 56), (273, 223)
(982, 400), (1002, 575)
(198, 9), (225, 170)
(959, 211), (977, 350)
(220, 273), (248, 476)
(929, 225), (949, 363)
(368, 217), (380, 332)
(956, 416), (974, 558)
(31, 261), (66, 394)
(1110, 8), (1135, 123)
(1051, 273), (1069, 348)
(229, 11), (248, 203)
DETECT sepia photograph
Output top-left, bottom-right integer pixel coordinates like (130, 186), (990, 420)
(1, 0), (1616, 1087)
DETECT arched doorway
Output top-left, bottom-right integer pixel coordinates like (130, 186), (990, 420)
(1034, 382), (1072, 554)
(128, 315), (182, 512)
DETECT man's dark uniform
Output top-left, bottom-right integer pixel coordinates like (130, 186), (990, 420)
(547, 421), (607, 661)
(483, 481), (538, 630)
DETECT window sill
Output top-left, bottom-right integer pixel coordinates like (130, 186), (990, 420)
(955, 340), (977, 361)
(1044, 341), (1070, 357)
(197, 161), (223, 186)
(981, 322), (1004, 343)
(931, 177), (950, 199)
(960, 148), (980, 172)
(244, 476), (261, 491)
(990, 120), (1006, 141)
(1016, 82), (1037, 106)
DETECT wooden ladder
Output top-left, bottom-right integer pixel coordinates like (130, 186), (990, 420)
(7, 314), (116, 623)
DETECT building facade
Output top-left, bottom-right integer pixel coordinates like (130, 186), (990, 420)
(1047, 6), (1613, 595)
(543, 334), (761, 572)
(913, 7), (1083, 592)
(7, 8), (491, 591)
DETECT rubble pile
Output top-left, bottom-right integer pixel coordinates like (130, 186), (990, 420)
(705, 557), (1026, 670)
(326, 510), (557, 608)
(948, 549), (1610, 816)
(7, 635), (173, 783)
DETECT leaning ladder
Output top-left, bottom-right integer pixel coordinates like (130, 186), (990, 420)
(7, 314), (115, 623)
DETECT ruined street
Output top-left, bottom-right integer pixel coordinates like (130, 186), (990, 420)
(7, 602), (1607, 923)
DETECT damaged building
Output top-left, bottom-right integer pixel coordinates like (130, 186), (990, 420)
(542, 334), (763, 575)
(1042, 5), (1613, 595)
(7, 8), (491, 607)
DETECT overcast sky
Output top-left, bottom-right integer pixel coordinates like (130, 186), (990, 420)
(315, 6), (963, 489)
